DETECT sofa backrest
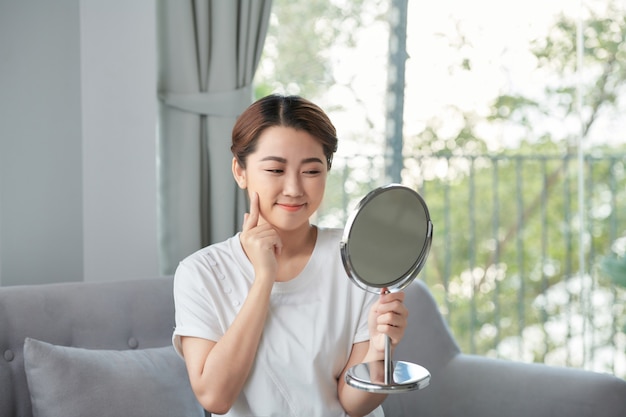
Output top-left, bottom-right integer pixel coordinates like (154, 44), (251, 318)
(0, 276), (461, 417)
(395, 280), (461, 370)
(0, 277), (176, 417)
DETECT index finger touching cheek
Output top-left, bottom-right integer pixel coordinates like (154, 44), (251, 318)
(243, 192), (260, 231)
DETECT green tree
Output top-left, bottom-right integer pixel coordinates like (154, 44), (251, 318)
(253, 0), (626, 376)
(254, 0), (387, 101)
(400, 1), (626, 374)
(254, 0), (391, 222)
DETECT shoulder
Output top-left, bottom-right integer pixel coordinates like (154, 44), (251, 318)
(175, 235), (246, 287)
(178, 235), (241, 269)
(316, 226), (344, 246)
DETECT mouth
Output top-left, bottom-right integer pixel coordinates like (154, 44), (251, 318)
(276, 203), (306, 212)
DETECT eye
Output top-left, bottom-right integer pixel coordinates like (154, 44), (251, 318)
(265, 169), (284, 174)
(302, 166), (324, 176)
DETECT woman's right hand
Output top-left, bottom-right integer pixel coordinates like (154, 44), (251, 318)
(182, 192), (279, 413)
(239, 192), (282, 283)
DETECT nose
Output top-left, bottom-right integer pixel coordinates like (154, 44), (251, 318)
(283, 171), (303, 197)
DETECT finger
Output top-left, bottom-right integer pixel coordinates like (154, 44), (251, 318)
(375, 297), (408, 330)
(380, 290), (405, 304)
(377, 315), (407, 346)
(376, 290), (406, 312)
(243, 192), (260, 231)
(377, 301), (408, 320)
(383, 325), (405, 346)
(258, 227), (282, 256)
(274, 238), (283, 256)
(377, 310), (407, 328)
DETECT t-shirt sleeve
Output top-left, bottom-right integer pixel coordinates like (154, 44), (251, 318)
(172, 260), (223, 357)
(353, 291), (377, 344)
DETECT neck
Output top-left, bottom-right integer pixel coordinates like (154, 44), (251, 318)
(277, 223), (317, 258)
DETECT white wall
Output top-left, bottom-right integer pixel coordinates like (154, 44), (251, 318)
(0, 0), (160, 285)
(80, 1), (159, 282)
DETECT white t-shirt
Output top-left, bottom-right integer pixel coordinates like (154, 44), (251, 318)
(172, 227), (381, 417)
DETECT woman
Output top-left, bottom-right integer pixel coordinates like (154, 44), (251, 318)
(172, 94), (408, 416)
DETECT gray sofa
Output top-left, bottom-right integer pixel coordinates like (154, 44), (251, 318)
(1, 277), (625, 417)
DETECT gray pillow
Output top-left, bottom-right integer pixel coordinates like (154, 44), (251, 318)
(23, 338), (204, 417)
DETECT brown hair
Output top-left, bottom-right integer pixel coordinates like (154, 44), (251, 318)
(231, 94), (338, 170)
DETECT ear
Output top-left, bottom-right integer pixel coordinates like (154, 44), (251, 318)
(232, 157), (247, 189)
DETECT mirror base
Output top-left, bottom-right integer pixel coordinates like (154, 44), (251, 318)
(345, 360), (431, 394)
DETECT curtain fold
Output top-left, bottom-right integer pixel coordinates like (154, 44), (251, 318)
(157, 0), (272, 275)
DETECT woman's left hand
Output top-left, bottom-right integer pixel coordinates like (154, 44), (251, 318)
(338, 290), (409, 413)
(367, 289), (408, 355)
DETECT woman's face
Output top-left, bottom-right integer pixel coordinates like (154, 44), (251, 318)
(232, 126), (328, 232)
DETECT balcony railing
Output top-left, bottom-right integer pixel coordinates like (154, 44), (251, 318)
(316, 153), (626, 378)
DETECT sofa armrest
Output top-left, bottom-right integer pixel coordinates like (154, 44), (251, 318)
(383, 281), (626, 417)
(399, 354), (626, 417)
(385, 353), (626, 417)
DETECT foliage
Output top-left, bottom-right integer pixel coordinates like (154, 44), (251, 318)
(601, 236), (626, 288)
(489, 3), (626, 147)
(601, 253), (626, 288)
(255, 0), (387, 100)
(400, 1), (626, 374)
(328, 0), (626, 375)
(256, 0), (626, 376)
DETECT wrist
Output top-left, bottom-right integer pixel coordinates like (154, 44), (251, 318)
(362, 342), (384, 363)
(250, 275), (274, 295)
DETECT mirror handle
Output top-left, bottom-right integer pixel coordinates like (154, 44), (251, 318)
(384, 334), (392, 384)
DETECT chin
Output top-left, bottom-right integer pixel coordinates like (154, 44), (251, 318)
(270, 219), (312, 233)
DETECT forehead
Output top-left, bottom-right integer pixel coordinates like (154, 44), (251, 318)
(253, 126), (325, 159)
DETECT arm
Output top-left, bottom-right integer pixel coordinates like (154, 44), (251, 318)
(181, 192), (281, 414)
(181, 278), (273, 414)
(337, 341), (387, 416)
(338, 291), (408, 416)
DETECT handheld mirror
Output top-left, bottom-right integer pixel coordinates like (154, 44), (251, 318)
(340, 183), (433, 393)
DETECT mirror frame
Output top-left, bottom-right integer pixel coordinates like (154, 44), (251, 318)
(340, 183), (433, 293)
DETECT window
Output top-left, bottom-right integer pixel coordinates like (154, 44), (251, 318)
(256, 0), (626, 377)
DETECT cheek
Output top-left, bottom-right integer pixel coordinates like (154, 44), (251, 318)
(307, 179), (327, 203)
(251, 190), (272, 216)
(313, 175), (328, 192)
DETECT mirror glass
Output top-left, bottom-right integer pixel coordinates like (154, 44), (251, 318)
(340, 184), (432, 292)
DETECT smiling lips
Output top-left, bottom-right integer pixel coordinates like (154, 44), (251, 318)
(277, 203), (305, 212)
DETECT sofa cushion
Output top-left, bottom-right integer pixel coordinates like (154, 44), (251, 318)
(23, 338), (204, 417)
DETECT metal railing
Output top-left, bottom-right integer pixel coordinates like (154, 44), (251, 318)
(317, 153), (626, 378)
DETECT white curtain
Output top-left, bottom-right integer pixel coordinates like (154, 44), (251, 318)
(157, 0), (272, 275)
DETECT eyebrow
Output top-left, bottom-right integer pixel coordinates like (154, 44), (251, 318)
(259, 156), (325, 164)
